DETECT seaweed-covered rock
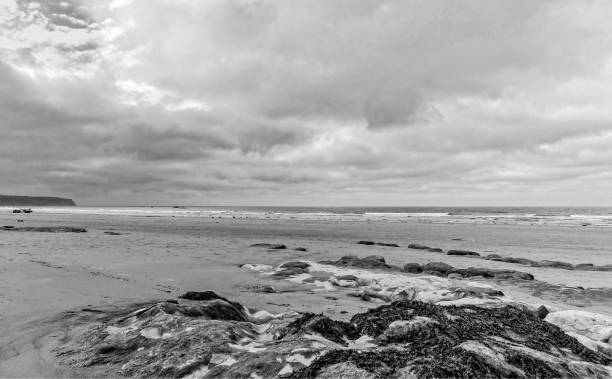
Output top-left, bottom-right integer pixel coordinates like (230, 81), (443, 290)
(279, 313), (358, 344)
(298, 301), (612, 378)
(447, 249), (480, 257)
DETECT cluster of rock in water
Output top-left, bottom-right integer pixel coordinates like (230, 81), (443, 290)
(357, 240), (612, 271)
(54, 288), (612, 378)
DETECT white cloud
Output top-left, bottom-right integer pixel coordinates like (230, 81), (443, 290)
(1, 0), (612, 205)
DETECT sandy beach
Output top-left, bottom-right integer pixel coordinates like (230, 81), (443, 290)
(0, 209), (611, 377)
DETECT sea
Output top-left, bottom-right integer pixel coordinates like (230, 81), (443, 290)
(4, 206), (612, 228)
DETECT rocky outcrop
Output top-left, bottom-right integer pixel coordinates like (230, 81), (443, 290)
(0, 194), (76, 206)
(54, 293), (612, 378)
(1, 226), (86, 233)
(319, 255), (397, 271)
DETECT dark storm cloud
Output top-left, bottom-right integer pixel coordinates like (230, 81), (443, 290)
(2, 0), (612, 205)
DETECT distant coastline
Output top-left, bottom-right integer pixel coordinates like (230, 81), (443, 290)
(0, 195), (76, 206)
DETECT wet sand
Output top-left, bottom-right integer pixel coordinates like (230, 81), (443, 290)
(0, 212), (611, 376)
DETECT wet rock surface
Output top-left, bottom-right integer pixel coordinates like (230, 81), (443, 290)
(54, 293), (612, 378)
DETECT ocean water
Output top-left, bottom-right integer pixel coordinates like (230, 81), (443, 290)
(4, 206), (612, 228)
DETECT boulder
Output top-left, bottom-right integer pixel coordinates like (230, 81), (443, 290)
(279, 261), (310, 270)
(447, 250), (480, 257)
(294, 247), (308, 252)
(427, 248), (444, 253)
(422, 262), (454, 274)
(357, 241), (375, 245)
(402, 263), (423, 274)
(376, 242), (399, 247)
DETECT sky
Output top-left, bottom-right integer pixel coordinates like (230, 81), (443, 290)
(1, 0), (612, 206)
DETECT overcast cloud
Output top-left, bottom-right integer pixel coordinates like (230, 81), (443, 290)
(1, 0), (612, 206)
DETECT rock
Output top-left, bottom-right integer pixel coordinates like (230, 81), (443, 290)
(408, 243), (430, 250)
(320, 255), (395, 270)
(250, 243), (287, 249)
(104, 231), (123, 235)
(402, 263), (422, 273)
(511, 271), (534, 280)
(422, 262), (454, 274)
(540, 260), (574, 270)
(294, 247), (308, 252)
(447, 249), (480, 256)
(447, 273), (463, 280)
(536, 305), (549, 319)
(375, 242), (399, 247)
(0, 226), (87, 233)
(357, 241), (375, 245)
(597, 264), (612, 271)
(427, 247), (444, 253)
(279, 313), (358, 345)
(272, 267), (309, 278)
(575, 263), (595, 270)
(279, 261), (310, 270)
(500, 256), (539, 266)
(485, 254), (502, 260)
